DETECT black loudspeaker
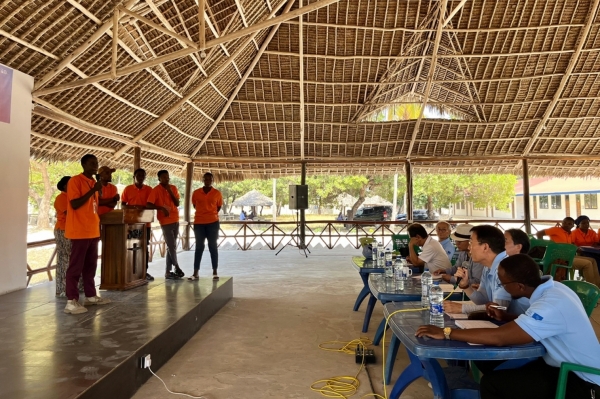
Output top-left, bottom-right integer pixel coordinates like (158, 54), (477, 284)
(289, 185), (309, 210)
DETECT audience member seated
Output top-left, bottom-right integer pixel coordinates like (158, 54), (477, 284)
(417, 254), (600, 399)
(572, 215), (599, 247)
(443, 225), (528, 315)
(504, 228), (531, 256)
(239, 210), (246, 221)
(435, 221), (455, 260)
(536, 217), (600, 287)
(434, 223), (484, 286)
(407, 223), (451, 273)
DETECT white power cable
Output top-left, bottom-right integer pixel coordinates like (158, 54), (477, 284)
(148, 366), (206, 399)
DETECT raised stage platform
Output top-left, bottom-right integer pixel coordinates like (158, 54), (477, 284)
(0, 277), (232, 399)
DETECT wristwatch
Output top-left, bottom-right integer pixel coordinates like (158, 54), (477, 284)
(443, 327), (452, 340)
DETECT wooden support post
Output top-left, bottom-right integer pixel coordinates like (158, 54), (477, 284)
(405, 161), (413, 222)
(199, 0), (206, 49)
(184, 162), (194, 250)
(111, 10), (119, 79)
(522, 159), (532, 234)
(133, 147), (141, 172)
(300, 162), (306, 249)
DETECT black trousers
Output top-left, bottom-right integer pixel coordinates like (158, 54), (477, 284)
(481, 358), (599, 399)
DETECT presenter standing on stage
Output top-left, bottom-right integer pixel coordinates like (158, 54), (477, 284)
(64, 154), (111, 314)
(189, 172), (223, 281)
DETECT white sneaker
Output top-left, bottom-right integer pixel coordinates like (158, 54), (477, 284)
(64, 299), (88, 314)
(84, 296), (112, 306)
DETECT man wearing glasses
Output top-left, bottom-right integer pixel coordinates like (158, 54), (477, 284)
(443, 225), (528, 316)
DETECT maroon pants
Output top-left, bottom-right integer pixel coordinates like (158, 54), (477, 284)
(66, 238), (99, 300)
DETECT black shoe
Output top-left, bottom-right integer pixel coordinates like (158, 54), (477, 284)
(146, 273), (155, 281)
(165, 272), (181, 280)
(174, 267), (185, 277)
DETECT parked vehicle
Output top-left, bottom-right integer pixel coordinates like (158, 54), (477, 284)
(353, 206), (392, 222)
(396, 209), (440, 221)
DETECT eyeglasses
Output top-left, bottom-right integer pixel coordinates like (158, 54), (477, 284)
(497, 281), (519, 288)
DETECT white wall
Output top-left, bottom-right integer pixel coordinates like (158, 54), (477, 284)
(0, 64), (33, 295)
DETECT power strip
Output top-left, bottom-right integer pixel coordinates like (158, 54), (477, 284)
(354, 347), (376, 364)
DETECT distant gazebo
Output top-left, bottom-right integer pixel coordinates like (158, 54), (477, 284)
(363, 195), (393, 206)
(232, 190), (273, 207)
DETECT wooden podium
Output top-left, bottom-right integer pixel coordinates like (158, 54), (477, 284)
(100, 209), (154, 290)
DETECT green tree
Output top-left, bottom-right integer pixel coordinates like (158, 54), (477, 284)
(468, 174), (517, 211)
(29, 160), (81, 229)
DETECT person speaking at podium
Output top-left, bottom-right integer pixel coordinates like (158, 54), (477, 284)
(64, 154), (112, 314)
(121, 168), (154, 281)
(147, 170), (184, 280)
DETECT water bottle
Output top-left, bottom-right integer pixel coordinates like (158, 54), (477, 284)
(394, 257), (403, 280)
(377, 242), (385, 267)
(429, 281), (444, 328)
(371, 240), (378, 265)
(384, 248), (393, 278)
(421, 268), (432, 307)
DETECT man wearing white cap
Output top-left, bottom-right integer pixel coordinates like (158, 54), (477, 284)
(434, 223), (484, 287)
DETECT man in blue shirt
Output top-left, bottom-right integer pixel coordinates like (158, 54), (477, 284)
(443, 225), (518, 314)
(436, 221), (455, 260)
(417, 253), (600, 399)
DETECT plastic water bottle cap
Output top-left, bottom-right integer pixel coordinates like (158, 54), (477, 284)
(433, 281), (440, 285)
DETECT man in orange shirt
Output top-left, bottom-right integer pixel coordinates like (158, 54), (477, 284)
(537, 217), (600, 286)
(147, 170), (184, 280)
(64, 154), (111, 314)
(189, 172), (223, 281)
(97, 166), (120, 216)
(121, 168), (154, 281)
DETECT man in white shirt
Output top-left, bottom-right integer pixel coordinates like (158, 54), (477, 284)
(416, 253), (600, 399)
(436, 221), (455, 261)
(407, 223), (451, 273)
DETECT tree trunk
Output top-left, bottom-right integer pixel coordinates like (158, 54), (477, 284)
(427, 195), (433, 219)
(36, 163), (53, 229)
(348, 177), (375, 221)
(277, 203), (282, 216)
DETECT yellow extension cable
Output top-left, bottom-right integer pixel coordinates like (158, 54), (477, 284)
(311, 287), (458, 399)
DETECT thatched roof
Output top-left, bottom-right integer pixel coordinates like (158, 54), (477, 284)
(336, 193), (357, 207)
(231, 189), (273, 206)
(3, 0), (600, 179)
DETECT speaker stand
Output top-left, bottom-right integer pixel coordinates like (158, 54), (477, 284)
(275, 210), (310, 258)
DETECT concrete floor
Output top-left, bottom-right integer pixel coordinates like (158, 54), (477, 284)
(134, 246), (600, 399)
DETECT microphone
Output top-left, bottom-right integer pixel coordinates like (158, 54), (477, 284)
(455, 261), (470, 288)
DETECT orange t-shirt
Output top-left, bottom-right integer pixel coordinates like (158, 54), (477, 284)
(65, 173), (100, 239)
(191, 187), (223, 224)
(544, 226), (572, 244)
(572, 228), (599, 247)
(121, 184), (153, 227)
(98, 183), (118, 216)
(147, 184), (180, 225)
(53, 192), (68, 231)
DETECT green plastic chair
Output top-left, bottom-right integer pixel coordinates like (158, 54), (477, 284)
(391, 234), (410, 255)
(561, 280), (600, 316)
(528, 238), (554, 264)
(555, 362), (600, 399)
(542, 243), (578, 280)
(359, 237), (375, 247)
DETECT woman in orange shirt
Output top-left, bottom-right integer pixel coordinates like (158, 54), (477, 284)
(53, 176), (83, 296)
(189, 172), (223, 281)
(572, 215), (599, 247)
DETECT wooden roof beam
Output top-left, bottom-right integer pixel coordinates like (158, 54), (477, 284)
(190, 0), (296, 158)
(407, 0), (449, 157)
(522, 0), (600, 156)
(31, 131), (116, 153)
(34, 0), (138, 90)
(33, 0), (342, 97)
(299, 0), (305, 160)
(113, 0), (295, 159)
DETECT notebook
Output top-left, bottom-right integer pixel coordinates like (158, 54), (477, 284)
(454, 320), (498, 329)
(440, 283), (463, 292)
(445, 313), (469, 320)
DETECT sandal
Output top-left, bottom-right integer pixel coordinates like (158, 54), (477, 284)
(212, 274), (219, 280)
(187, 275), (199, 281)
